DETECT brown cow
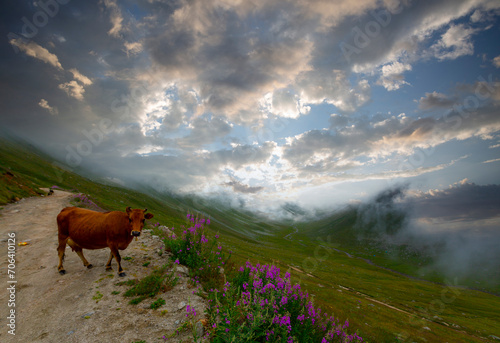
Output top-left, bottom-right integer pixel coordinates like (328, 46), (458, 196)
(56, 206), (154, 277)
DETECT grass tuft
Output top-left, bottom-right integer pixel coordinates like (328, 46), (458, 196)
(123, 263), (178, 305)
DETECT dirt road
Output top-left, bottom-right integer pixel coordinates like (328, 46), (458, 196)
(0, 190), (205, 343)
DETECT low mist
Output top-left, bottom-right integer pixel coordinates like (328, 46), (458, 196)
(353, 183), (500, 290)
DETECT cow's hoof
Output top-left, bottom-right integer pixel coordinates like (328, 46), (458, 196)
(86, 264), (93, 269)
(105, 267), (113, 272)
(119, 272), (126, 277)
(59, 270), (66, 275)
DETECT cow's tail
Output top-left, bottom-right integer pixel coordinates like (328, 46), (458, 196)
(57, 208), (71, 273)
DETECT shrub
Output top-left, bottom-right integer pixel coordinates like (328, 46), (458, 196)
(164, 213), (232, 291)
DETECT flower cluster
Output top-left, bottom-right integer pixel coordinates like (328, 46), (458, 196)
(206, 262), (363, 343)
(164, 213), (231, 291)
(71, 193), (104, 211)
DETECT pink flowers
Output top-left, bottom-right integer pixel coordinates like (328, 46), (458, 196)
(186, 304), (197, 317)
(206, 262), (363, 342)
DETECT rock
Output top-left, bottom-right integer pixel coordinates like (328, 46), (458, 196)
(177, 301), (186, 311)
(423, 326), (431, 331)
(489, 335), (500, 341)
(176, 265), (189, 275)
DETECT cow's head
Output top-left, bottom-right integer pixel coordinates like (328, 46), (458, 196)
(126, 207), (154, 237)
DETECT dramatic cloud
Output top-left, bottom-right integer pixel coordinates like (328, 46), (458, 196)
(0, 0), (499, 215)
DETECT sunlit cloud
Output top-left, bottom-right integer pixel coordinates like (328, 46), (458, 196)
(9, 39), (63, 70)
(38, 99), (58, 115)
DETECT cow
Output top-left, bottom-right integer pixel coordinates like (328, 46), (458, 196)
(56, 206), (154, 277)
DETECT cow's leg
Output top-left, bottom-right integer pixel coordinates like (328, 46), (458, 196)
(67, 238), (92, 269)
(105, 252), (114, 271)
(109, 246), (125, 277)
(57, 234), (68, 275)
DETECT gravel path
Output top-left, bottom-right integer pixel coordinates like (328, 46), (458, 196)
(0, 190), (206, 343)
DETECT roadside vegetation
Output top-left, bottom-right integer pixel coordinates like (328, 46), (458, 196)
(164, 214), (364, 342)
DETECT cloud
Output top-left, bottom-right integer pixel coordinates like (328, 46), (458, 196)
(58, 80), (86, 101)
(143, 0), (316, 123)
(8, 39), (63, 70)
(178, 115), (232, 149)
(418, 91), (455, 109)
(69, 69), (92, 86)
(261, 88), (309, 119)
(297, 70), (371, 112)
(378, 61), (412, 91)
(483, 158), (500, 164)
(493, 55), (500, 68)
(426, 24), (476, 61)
(38, 99), (58, 115)
(124, 41), (143, 56)
(102, 0), (124, 37)
(410, 179), (500, 221)
(282, 77), (500, 181)
(225, 179), (264, 194)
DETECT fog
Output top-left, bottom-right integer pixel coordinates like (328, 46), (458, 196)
(354, 182), (500, 288)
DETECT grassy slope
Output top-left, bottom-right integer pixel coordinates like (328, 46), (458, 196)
(1, 137), (499, 342)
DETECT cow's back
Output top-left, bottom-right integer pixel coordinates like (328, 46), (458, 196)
(57, 207), (118, 250)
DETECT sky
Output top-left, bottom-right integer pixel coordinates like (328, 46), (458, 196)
(1, 0), (500, 227)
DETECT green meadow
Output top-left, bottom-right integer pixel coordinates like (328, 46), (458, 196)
(1, 137), (499, 342)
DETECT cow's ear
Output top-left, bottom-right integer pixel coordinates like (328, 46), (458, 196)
(145, 213), (154, 219)
(126, 207), (132, 214)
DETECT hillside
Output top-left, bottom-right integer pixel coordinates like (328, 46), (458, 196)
(1, 137), (500, 342)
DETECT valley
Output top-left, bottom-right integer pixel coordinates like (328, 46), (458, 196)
(1, 137), (499, 342)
